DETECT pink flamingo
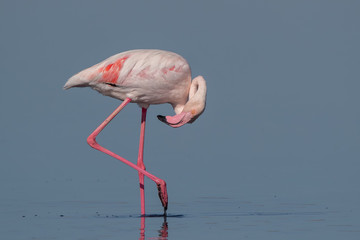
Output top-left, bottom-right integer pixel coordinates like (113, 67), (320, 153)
(64, 49), (207, 216)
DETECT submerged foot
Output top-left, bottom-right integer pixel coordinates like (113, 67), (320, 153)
(156, 180), (168, 213)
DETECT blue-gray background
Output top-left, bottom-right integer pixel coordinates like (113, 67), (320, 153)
(1, 0), (359, 239)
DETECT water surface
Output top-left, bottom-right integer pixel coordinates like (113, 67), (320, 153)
(1, 196), (359, 239)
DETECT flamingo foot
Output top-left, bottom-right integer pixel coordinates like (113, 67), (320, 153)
(156, 180), (168, 213)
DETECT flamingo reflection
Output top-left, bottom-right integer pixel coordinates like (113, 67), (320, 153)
(139, 215), (168, 240)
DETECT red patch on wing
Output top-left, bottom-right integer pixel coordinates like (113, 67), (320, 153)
(98, 56), (129, 84)
(162, 65), (177, 75)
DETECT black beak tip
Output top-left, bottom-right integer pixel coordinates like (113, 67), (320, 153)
(157, 115), (167, 123)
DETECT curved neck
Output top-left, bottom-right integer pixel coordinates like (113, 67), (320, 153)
(175, 75), (206, 115)
(189, 75), (207, 100)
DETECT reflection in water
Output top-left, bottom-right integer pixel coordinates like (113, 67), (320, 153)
(139, 215), (168, 240)
(139, 217), (145, 240)
(158, 218), (168, 239)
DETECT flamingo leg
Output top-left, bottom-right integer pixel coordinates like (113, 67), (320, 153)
(86, 98), (168, 214)
(137, 108), (147, 216)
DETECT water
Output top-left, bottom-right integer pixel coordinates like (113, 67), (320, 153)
(1, 195), (359, 239)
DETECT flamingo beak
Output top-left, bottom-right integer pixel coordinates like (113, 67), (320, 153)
(157, 112), (193, 128)
(157, 115), (168, 124)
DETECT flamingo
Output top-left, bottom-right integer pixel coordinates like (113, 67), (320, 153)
(64, 49), (207, 216)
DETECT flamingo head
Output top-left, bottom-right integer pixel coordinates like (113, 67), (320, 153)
(157, 76), (207, 128)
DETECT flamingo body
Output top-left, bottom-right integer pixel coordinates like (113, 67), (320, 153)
(65, 50), (192, 110)
(64, 49), (206, 215)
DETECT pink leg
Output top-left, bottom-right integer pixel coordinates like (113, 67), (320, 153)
(86, 98), (168, 214)
(137, 108), (147, 216)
